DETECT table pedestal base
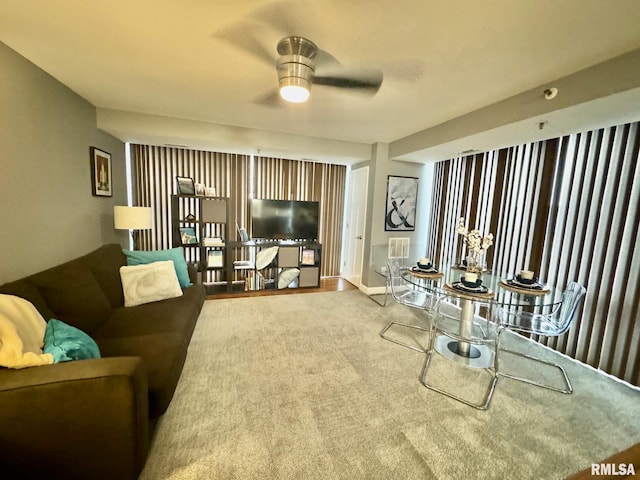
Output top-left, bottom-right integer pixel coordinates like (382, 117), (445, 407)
(434, 335), (494, 369)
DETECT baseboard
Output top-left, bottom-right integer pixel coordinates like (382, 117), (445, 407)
(359, 285), (387, 296)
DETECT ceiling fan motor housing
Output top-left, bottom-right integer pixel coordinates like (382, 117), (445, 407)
(276, 37), (318, 101)
(277, 54), (315, 92)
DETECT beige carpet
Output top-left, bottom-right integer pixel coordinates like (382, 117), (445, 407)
(140, 290), (640, 479)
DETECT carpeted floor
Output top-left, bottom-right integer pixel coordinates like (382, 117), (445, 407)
(140, 290), (640, 479)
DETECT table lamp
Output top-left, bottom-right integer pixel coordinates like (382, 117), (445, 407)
(114, 206), (153, 249)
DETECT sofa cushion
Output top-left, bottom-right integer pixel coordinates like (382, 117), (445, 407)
(123, 247), (192, 288)
(92, 285), (205, 340)
(30, 263), (112, 333)
(96, 332), (188, 417)
(120, 261), (183, 307)
(80, 244), (127, 308)
(44, 319), (101, 363)
(0, 278), (55, 321)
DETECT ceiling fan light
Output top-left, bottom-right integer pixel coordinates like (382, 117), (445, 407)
(279, 77), (311, 103)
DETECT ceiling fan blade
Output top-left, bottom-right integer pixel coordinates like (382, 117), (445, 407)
(252, 89), (283, 108)
(213, 24), (276, 67)
(315, 49), (341, 69)
(314, 71), (383, 93)
(250, 1), (301, 37)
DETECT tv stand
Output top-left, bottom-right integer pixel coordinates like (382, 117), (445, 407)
(227, 240), (322, 292)
(170, 195), (322, 294)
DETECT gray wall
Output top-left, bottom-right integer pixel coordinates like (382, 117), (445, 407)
(0, 42), (127, 284)
(355, 143), (433, 289)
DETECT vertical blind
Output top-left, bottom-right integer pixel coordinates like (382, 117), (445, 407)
(131, 145), (250, 253)
(253, 156), (346, 276)
(131, 146), (346, 278)
(428, 122), (640, 386)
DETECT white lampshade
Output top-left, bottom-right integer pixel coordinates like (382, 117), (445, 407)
(114, 206), (153, 230)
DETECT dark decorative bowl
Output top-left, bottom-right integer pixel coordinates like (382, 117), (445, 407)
(417, 262), (433, 270)
(516, 274), (537, 285)
(461, 276), (482, 288)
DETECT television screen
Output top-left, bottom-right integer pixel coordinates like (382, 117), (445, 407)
(251, 199), (319, 240)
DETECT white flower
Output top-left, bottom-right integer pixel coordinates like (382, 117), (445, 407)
(456, 218), (493, 252)
(481, 233), (494, 250)
(467, 230), (482, 250)
(456, 217), (468, 236)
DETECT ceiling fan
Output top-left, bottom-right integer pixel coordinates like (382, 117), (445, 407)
(274, 36), (383, 103)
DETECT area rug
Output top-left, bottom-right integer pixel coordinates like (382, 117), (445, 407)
(140, 290), (640, 479)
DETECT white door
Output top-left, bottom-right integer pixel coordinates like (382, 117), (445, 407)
(342, 167), (368, 287)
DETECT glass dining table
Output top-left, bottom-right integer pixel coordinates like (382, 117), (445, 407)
(400, 264), (564, 368)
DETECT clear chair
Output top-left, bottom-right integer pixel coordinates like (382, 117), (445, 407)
(379, 259), (440, 353)
(369, 240), (413, 307)
(419, 296), (499, 410)
(495, 281), (587, 394)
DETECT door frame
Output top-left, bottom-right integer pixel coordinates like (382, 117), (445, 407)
(342, 166), (369, 287)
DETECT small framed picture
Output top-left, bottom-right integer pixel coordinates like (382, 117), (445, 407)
(90, 147), (112, 197)
(207, 250), (223, 268)
(176, 176), (195, 195)
(179, 227), (197, 244)
(301, 249), (315, 265)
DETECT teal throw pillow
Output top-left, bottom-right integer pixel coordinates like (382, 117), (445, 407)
(123, 247), (192, 287)
(43, 319), (101, 363)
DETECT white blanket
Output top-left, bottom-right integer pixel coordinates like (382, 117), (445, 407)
(0, 294), (53, 369)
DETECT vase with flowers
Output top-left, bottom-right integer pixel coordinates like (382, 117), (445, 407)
(456, 217), (494, 277)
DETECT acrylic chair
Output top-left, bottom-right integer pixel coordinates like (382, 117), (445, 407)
(379, 259), (440, 353)
(494, 281), (587, 394)
(419, 296), (499, 410)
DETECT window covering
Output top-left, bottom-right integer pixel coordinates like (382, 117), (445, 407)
(428, 122), (640, 386)
(131, 146), (345, 280)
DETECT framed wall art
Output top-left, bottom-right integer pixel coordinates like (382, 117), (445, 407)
(385, 175), (418, 231)
(90, 147), (112, 197)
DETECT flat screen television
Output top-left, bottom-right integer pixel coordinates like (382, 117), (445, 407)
(251, 199), (319, 240)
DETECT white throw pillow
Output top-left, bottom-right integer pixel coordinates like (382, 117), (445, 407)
(120, 261), (183, 307)
(255, 246), (279, 270)
(0, 294), (54, 368)
(278, 268), (300, 289)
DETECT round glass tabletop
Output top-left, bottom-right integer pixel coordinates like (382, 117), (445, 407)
(401, 265), (563, 310)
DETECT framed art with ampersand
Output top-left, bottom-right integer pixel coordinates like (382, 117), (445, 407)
(385, 175), (418, 231)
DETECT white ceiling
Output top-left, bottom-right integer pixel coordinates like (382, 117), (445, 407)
(2, 0), (640, 164)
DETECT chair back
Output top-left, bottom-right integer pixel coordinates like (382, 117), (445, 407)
(387, 259), (440, 312)
(552, 282), (587, 335)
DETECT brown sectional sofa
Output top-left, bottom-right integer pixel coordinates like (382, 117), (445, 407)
(0, 243), (206, 480)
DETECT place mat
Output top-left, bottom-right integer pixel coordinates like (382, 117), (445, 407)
(444, 282), (494, 299)
(408, 268), (444, 279)
(499, 279), (550, 295)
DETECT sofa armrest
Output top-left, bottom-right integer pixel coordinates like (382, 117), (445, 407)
(0, 357), (149, 480)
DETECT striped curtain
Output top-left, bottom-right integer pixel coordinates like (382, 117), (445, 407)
(428, 121), (640, 386)
(541, 123), (640, 384)
(131, 145), (250, 253)
(254, 156), (346, 276)
(131, 146), (346, 279)
(428, 141), (556, 276)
